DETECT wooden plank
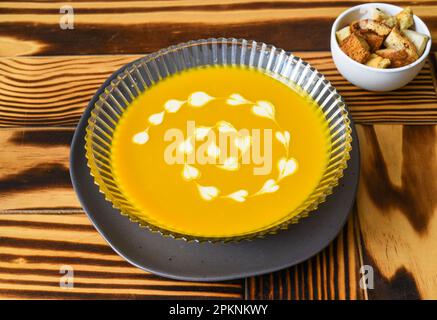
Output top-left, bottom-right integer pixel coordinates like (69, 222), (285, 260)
(246, 210), (367, 300)
(356, 124), (437, 299)
(0, 55), (132, 127)
(1, 53), (436, 127)
(0, 126), (244, 299)
(0, 128), (78, 210)
(1, 0), (437, 56)
(0, 212), (243, 299)
(247, 124), (437, 300)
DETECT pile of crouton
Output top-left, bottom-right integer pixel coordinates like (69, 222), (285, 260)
(336, 7), (429, 68)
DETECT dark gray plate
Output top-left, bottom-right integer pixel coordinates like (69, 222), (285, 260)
(70, 62), (360, 282)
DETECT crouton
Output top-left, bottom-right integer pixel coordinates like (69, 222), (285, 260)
(359, 31), (385, 51)
(356, 19), (392, 36)
(340, 33), (371, 63)
(369, 7), (397, 28)
(384, 27), (419, 60)
(350, 20), (361, 33)
(366, 53), (391, 68)
(338, 7), (424, 69)
(396, 7), (414, 30)
(349, 19), (389, 51)
(336, 26), (351, 43)
(376, 48), (416, 67)
(403, 29), (429, 56)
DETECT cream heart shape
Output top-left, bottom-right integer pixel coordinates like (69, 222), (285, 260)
(194, 127), (211, 140)
(275, 130), (290, 146)
(217, 121), (236, 133)
(198, 185), (219, 201)
(278, 157), (298, 179)
(178, 139), (193, 154)
(188, 91), (213, 107)
(259, 179), (280, 194)
(252, 100), (275, 120)
(148, 111), (164, 125)
(227, 189), (248, 202)
(234, 136), (251, 153)
(182, 164), (199, 181)
(218, 157), (239, 171)
(226, 93), (249, 106)
(132, 131), (149, 144)
(207, 143), (221, 158)
(164, 99), (184, 113)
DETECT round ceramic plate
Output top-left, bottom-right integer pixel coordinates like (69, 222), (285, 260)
(70, 60), (360, 282)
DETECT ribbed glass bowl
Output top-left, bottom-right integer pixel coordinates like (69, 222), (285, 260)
(85, 38), (352, 242)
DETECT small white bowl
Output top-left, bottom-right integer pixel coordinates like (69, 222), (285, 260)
(330, 3), (432, 91)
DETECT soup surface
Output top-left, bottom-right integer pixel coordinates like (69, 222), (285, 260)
(111, 66), (331, 237)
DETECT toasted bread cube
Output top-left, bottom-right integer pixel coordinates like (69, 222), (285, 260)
(403, 29), (429, 56)
(336, 26), (351, 44)
(360, 31), (385, 51)
(350, 20), (361, 33)
(396, 7), (414, 30)
(366, 53), (391, 68)
(376, 48), (416, 67)
(340, 33), (371, 63)
(369, 7), (397, 28)
(358, 19), (392, 36)
(384, 28), (419, 60)
(349, 19), (389, 51)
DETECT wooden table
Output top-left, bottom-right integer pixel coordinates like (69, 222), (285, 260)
(1, 0), (436, 300)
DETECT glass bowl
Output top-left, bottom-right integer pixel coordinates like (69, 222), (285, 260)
(85, 38), (352, 242)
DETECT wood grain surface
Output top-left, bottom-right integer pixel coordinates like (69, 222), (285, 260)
(0, 128), (76, 211)
(356, 125), (437, 299)
(0, 127), (243, 299)
(1, 0), (437, 56)
(0, 211), (243, 299)
(248, 124), (437, 300)
(247, 212), (367, 300)
(1, 53), (436, 127)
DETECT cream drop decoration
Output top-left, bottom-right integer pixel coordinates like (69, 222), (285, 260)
(132, 92), (298, 202)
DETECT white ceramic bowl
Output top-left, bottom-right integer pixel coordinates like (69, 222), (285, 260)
(330, 3), (432, 91)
